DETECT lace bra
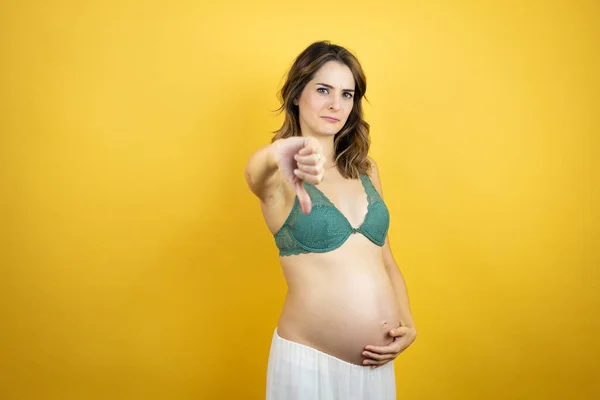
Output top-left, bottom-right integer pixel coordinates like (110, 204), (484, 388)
(273, 173), (390, 256)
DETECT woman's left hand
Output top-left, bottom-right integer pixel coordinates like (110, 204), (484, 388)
(362, 320), (417, 368)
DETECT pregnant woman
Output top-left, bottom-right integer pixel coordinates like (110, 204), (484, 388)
(244, 40), (417, 400)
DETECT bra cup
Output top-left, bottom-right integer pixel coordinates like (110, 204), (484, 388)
(291, 205), (351, 250)
(360, 201), (390, 245)
(273, 174), (391, 256)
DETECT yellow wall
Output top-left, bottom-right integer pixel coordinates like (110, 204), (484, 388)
(1, 1), (598, 399)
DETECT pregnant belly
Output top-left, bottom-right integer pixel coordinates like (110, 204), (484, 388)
(277, 264), (401, 366)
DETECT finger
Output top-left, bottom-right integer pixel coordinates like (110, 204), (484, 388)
(364, 341), (403, 355)
(295, 153), (323, 166)
(294, 181), (312, 214)
(296, 163), (321, 175)
(294, 168), (322, 185)
(362, 350), (396, 361)
(298, 146), (314, 156)
(389, 327), (410, 338)
(298, 140), (319, 156)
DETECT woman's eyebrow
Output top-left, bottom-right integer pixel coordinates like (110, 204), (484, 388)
(315, 82), (355, 92)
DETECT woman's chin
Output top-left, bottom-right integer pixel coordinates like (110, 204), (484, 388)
(317, 127), (342, 136)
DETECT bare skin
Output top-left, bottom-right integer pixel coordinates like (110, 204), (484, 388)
(246, 61), (413, 367)
(270, 168), (402, 366)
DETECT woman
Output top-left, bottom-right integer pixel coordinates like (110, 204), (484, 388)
(244, 41), (417, 400)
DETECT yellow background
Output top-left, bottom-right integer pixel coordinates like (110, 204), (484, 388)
(1, 1), (598, 399)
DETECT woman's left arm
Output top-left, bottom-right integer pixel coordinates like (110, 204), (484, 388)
(361, 158), (417, 368)
(382, 236), (417, 330)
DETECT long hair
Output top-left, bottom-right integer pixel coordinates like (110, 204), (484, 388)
(271, 41), (371, 179)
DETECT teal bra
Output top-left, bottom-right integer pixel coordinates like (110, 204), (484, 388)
(273, 173), (390, 256)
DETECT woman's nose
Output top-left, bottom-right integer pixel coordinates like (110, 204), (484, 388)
(329, 96), (341, 110)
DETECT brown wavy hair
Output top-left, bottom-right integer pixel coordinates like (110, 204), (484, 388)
(271, 40), (371, 179)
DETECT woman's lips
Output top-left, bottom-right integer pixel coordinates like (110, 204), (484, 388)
(321, 116), (340, 123)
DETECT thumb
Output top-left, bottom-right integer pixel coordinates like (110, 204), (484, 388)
(295, 181), (312, 215)
(390, 320), (408, 337)
(390, 327), (409, 337)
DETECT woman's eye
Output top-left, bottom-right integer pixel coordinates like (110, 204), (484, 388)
(343, 92), (353, 99)
(317, 88), (328, 94)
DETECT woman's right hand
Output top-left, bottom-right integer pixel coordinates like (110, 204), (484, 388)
(272, 136), (325, 214)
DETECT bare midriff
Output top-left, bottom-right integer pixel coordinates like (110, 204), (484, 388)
(276, 233), (401, 366)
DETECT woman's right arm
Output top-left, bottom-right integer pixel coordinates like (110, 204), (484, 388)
(244, 141), (284, 205)
(245, 136), (324, 214)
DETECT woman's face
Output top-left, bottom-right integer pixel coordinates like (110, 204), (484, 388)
(295, 61), (355, 138)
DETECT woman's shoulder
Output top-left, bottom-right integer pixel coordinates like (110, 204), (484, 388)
(365, 156), (384, 195)
(365, 156), (380, 178)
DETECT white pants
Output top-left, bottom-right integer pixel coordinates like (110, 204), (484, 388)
(266, 328), (397, 400)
